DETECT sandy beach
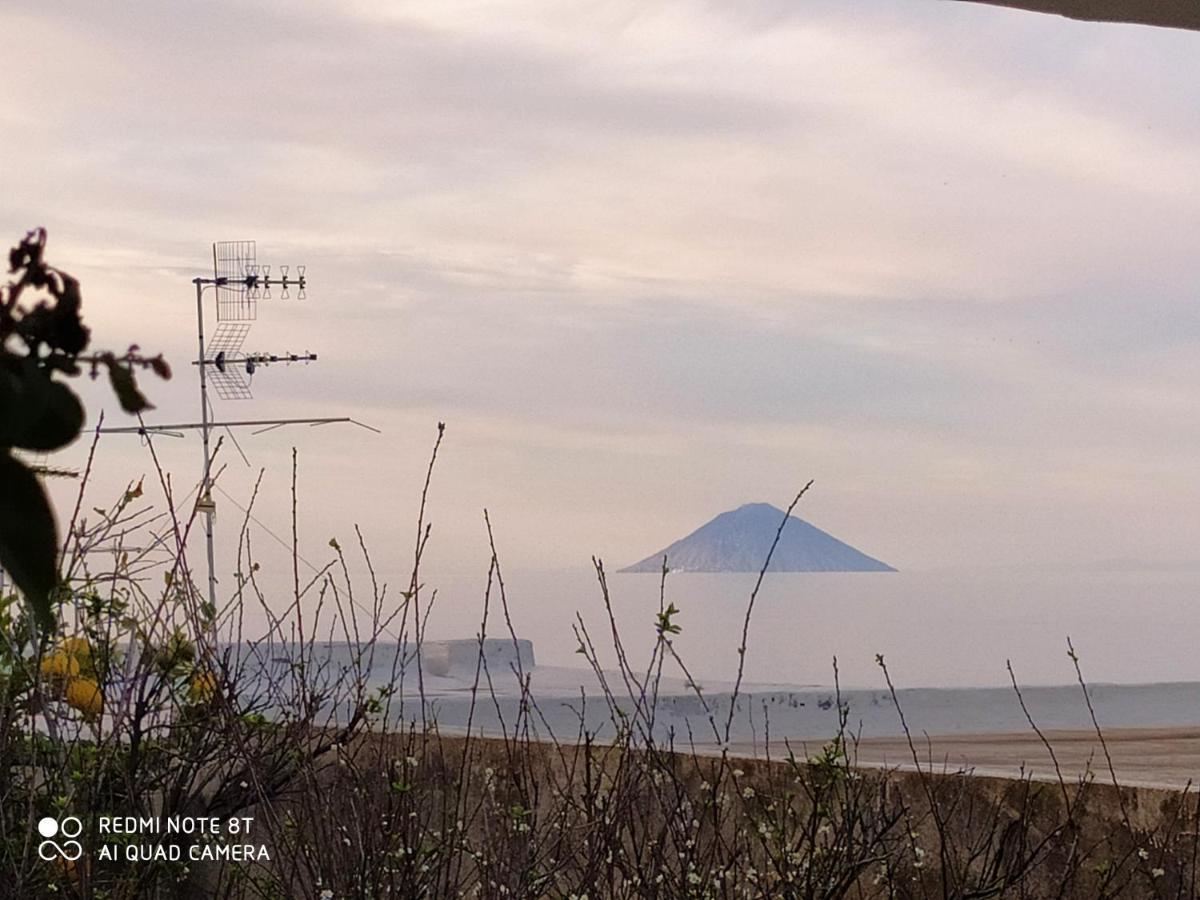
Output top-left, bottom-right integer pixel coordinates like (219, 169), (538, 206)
(726, 726), (1200, 790)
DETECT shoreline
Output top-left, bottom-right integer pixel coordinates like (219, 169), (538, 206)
(717, 725), (1200, 791)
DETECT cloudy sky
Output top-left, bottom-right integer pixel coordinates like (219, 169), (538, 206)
(4, 0), (1200, 588)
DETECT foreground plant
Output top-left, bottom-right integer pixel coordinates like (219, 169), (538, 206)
(0, 228), (169, 631)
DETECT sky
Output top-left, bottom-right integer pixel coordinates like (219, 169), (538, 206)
(4, 0), (1200, 597)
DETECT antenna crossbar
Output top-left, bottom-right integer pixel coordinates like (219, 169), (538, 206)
(98, 416), (358, 435)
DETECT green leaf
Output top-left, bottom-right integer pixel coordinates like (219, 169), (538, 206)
(655, 601), (682, 636)
(0, 451), (58, 632)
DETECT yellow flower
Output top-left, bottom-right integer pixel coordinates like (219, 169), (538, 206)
(60, 636), (92, 660)
(40, 650), (81, 680)
(188, 670), (218, 705)
(65, 678), (103, 718)
(41, 636), (95, 683)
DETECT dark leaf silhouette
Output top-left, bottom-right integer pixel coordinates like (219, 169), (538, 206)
(0, 360), (84, 450)
(101, 352), (153, 414)
(0, 451), (58, 631)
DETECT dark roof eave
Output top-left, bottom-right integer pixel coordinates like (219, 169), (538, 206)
(953, 0), (1200, 33)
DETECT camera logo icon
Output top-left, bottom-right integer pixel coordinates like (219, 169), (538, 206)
(37, 817), (83, 861)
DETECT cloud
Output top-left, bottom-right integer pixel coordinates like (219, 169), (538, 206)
(6, 0), (1200, 581)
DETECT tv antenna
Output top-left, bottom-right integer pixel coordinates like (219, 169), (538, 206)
(100, 240), (378, 614)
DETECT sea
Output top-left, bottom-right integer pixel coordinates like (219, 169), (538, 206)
(421, 567), (1200, 689)
(387, 567), (1200, 742)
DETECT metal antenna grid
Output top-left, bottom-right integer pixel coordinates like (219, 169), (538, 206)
(100, 240), (375, 618)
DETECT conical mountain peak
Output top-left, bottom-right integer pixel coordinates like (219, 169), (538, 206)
(620, 504), (895, 573)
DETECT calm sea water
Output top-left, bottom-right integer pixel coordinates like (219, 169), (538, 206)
(418, 568), (1200, 691)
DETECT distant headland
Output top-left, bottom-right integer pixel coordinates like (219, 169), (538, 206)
(620, 502), (896, 573)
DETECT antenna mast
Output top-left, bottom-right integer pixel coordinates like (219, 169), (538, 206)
(101, 240), (376, 615)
